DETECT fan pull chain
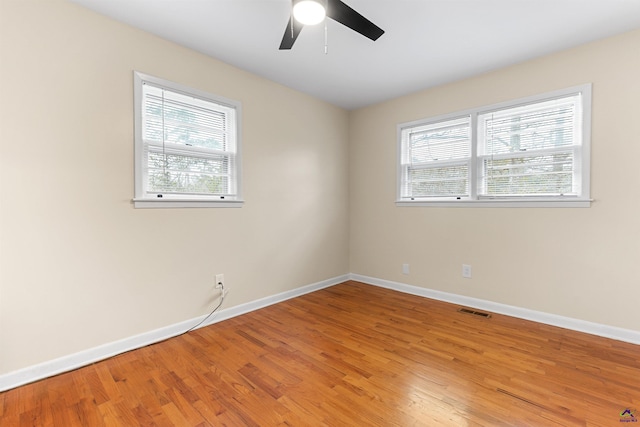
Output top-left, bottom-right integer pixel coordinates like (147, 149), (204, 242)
(291, 13), (294, 39)
(324, 19), (328, 54)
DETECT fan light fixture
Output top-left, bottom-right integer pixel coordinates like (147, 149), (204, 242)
(292, 0), (326, 25)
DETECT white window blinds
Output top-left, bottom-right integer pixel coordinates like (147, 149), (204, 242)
(400, 116), (471, 199)
(142, 84), (238, 197)
(477, 94), (582, 198)
(134, 72), (242, 208)
(397, 85), (591, 207)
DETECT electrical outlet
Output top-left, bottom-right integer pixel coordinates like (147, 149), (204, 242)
(402, 263), (410, 275)
(462, 264), (472, 279)
(215, 274), (224, 288)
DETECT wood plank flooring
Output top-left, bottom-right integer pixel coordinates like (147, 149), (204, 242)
(1, 281), (639, 426)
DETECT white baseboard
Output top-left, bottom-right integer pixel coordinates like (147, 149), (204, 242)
(350, 273), (640, 346)
(3, 272), (638, 392)
(0, 274), (349, 392)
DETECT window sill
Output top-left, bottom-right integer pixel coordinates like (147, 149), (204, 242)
(132, 198), (244, 209)
(396, 199), (592, 208)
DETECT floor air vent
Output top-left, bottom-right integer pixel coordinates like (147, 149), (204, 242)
(458, 308), (492, 318)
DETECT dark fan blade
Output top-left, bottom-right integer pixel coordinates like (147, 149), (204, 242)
(326, 0), (384, 41)
(279, 14), (304, 50)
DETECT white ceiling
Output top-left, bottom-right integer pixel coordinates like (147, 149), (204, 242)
(70, 0), (640, 110)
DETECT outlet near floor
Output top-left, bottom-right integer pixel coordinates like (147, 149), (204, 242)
(215, 274), (224, 288)
(462, 264), (472, 279)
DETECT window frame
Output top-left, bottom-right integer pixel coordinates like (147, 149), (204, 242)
(133, 71), (243, 209)
(397, 84), (592, 208)
(398, 115), (472, 200)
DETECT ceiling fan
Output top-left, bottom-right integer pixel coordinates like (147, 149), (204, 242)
(279, 0), (385, 50)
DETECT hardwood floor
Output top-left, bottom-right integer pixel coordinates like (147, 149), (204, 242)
(1, 281), (639, 426)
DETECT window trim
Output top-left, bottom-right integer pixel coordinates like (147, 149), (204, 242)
(132, 71), (243, 209)
(397, 84), (592, 208)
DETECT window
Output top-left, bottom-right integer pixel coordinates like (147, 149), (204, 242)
(398, 85), (591, 207)
(133, 72), (242, 208)
(399, 116), (471, 199)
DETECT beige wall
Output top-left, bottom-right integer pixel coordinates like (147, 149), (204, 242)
(0, 0), (349, 374)
(349, 29), (640, 331)
(1, 0), (638, 378)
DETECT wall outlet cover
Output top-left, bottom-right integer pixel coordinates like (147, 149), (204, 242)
(462, 264), (472, 279)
